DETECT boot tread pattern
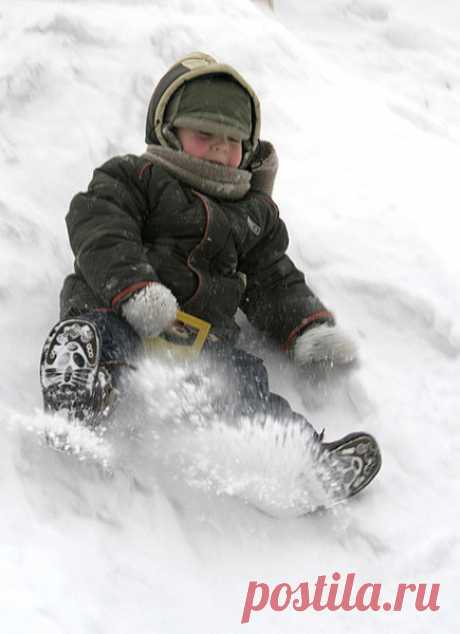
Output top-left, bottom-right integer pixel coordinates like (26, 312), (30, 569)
(320, 432), (382, 501)
(40, 319), (103, 423)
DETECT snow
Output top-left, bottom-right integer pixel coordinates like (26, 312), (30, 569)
(1, 0), (459, 632)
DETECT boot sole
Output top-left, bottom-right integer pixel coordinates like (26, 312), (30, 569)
(40, 319), (101, 421)
(320, 432), (382, 501)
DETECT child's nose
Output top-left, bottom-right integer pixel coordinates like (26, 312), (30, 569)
(213, 135), (229, 147)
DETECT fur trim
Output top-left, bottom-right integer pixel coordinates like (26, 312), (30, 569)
(121, 283), (178, 338)
(293, 323), (358, 367)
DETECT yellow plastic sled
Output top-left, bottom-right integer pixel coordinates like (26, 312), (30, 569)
(143, 310), (211, 361)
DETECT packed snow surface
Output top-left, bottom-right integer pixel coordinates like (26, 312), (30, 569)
(1, 0), (459, 632)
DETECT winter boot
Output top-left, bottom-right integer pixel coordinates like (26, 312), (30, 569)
(317, 431), (382, 501)
(40, 319), (116, 426)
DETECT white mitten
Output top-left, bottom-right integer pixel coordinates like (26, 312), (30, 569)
(292, 323), (358, 368)
(121, 283), (178, 338)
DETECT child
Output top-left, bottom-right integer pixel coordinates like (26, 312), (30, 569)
(40, 52), (381, 500)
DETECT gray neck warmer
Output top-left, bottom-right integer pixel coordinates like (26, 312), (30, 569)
(143, 140), (278, 201)
(143, 144), (251, 201)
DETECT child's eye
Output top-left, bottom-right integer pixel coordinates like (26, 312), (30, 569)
(196, 131), (212, 139)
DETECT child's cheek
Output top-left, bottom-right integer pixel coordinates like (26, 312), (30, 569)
(228, 145), (243, 168)
(193, 138), (212, 158)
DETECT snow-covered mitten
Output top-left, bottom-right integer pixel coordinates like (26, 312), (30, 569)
(292, 323), (359, 405)
(121, 283), (178, 338)
(292, 323), (358, 368)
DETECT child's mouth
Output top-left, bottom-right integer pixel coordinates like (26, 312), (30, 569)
(206, 158), (227, 166)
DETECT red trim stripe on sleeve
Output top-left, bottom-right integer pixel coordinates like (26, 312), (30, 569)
(111, 281), (156, 307)
(282, 310), (335, 352)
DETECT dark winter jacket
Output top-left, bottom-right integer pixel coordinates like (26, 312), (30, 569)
(61, 154), (334, 347)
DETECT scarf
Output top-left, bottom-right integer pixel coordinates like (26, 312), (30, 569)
(143, 144), (252, 201)
(143, 140), (278, 201)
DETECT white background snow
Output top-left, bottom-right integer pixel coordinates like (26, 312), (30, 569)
(1, 0), (459, 632)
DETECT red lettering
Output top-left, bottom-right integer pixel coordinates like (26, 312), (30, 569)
(355, 583), (382, 611)
(270, 583), (293, 611)
(241, 581), (269, 624)
(326, 572), (342, 611)
(339, 573), (356, 611)
(292, 583), (312, 611)
(242, 575), (440, 620)
(415, 584), (440, 611)
(393, 583), (417, 611)
(312, 575), (328, 611)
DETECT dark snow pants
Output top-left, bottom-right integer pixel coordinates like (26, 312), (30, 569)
(63, 311), (313, 430)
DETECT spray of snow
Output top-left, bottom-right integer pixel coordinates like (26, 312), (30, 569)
(107, 359), (336, 517)
(3, 408), (113, 468)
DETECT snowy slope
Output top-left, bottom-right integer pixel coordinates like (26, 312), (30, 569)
(1, 1), (459, 632)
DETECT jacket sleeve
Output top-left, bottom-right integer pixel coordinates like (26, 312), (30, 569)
(66, 155), (159, 307)
(238, 193), (335, 349)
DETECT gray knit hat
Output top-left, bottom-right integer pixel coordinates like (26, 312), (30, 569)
(164, 75), (252, 141)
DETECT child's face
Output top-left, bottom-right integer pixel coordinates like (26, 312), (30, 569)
(176, 127), (243, 168)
